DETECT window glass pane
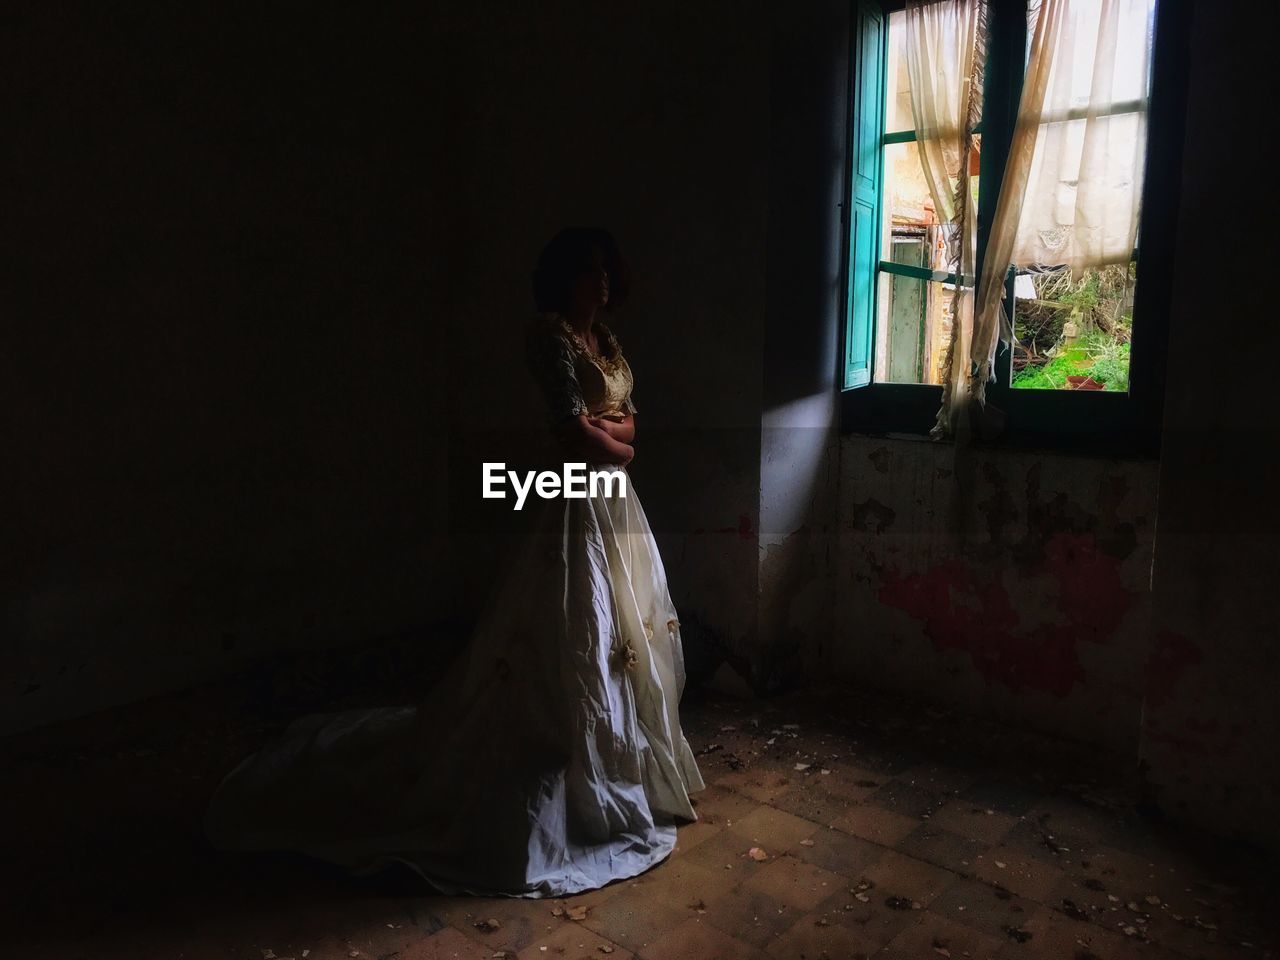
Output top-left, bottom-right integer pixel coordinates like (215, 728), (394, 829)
(882, 141), (945, 258)
(1010, 0), (1151, 393)
(881, 139), (982, 262)
(877, 137), (962, 386)
(874, 274), (955, 386)
(1014, 0), (1153, 270)
(872, 5), (983, 389)
(1026, 0), (1153, 104)
(1011, 263), (1136, 392)
(885, 9), (914, 134)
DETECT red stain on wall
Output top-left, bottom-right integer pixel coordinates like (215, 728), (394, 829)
(879, 560), (1086, 697)
(877, 532), (1137, 698)
(1042, 532), (1131, 636)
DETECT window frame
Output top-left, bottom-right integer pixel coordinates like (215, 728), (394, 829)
(838, 0), (1190, 456)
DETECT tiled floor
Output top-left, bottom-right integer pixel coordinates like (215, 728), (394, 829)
(6, 679), (1277, 959)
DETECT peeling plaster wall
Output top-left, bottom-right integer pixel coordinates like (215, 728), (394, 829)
(1138, 2), (1280, 851)
(828, 437), (1159, 753)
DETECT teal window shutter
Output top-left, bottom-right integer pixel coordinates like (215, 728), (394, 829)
(844, 0), (885, 390)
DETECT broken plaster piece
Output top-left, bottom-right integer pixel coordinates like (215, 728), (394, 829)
(706, 661), (754, 699)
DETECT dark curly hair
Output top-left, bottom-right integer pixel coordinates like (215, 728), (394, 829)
(532, 227), (631, 313)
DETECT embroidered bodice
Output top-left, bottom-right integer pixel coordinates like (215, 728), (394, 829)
(525, 313), (637, 424)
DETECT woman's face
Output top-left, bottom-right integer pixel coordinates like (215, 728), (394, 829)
(570, 247), (610, 311)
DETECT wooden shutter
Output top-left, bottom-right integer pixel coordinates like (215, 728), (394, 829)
(844, 0), (885, 390)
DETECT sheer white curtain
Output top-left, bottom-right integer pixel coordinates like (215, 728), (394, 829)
(1012, 0), (1155, 273)
(967, 0), (1066, 412)
(904, 0), (985, 438)
(914, 0), (1155, 435)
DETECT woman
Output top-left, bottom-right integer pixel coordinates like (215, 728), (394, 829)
(204, 227), (705, 898)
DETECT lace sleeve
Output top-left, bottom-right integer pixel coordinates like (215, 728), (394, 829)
(525, 325), (589, 424)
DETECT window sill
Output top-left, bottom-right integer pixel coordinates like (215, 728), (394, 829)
(838, 425), (1160, 462)
(840, 360), (1161, 460)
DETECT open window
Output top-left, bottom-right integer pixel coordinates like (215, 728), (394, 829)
(875, 5), (977, 388)
(841, 0), (1188, 453)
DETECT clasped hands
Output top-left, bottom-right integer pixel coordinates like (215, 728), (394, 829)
(556, 413), (636, 467)
(587, 415), (627, 442)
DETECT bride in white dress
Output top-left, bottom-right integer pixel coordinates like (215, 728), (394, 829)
(203, 227), (706, 898)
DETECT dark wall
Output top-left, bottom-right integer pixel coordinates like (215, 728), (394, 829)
(1139, 0), (1280, 848)
(8, 5), (459, 731)
(758, 0), (850, 686)
(6, 2), (772, 732)
(434, 2), (771, 645)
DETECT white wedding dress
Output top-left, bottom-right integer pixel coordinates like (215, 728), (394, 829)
(203, 314), (705, 897)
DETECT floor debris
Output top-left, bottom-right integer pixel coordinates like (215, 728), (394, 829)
(1002, 926), (1032, 943)
(8, 683), (1278, 958)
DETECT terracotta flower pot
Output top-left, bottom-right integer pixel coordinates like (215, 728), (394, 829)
(1066, 375), (1105, 391)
